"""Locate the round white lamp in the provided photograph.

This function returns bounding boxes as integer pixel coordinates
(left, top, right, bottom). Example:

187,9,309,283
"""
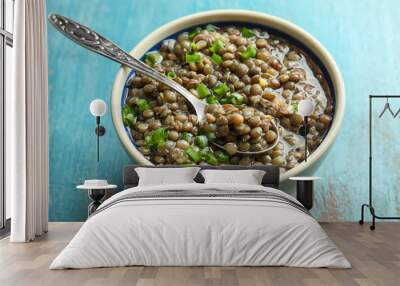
90,99,107,117
298,99,315,162
90,99,107,162
298,99,315,117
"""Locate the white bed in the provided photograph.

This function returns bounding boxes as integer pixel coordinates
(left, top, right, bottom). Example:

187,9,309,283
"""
50,179,350,269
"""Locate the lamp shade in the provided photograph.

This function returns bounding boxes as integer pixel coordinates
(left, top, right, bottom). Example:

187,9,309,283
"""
90,99,107,117
298,99,315,117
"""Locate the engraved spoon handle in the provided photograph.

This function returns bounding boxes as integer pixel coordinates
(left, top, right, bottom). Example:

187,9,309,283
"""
48,13,206,121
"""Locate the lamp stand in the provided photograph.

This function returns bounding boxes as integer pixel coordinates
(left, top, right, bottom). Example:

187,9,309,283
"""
95,116,106,162
299,116,308,162
304,116,308,162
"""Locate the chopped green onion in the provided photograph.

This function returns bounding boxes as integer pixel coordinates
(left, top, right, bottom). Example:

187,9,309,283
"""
144,134,152,146
292,103,299,112
199,147,211,157
185,52,202,63
195,135,209,149
215,150,230,163
206,24,218,32
240,45,257,60
230,92,244,105
219,92,244,105
241,27,255,38
186,147,201,163
191,42,198,50
213,83,229,96
181,132,194,143
167,71,177,80
136,98,150,112
196,83,211,99
206,95,219,104
211,53,223,65
145,128,168,150
209,39,224,54
203,151,218,166
121,105,136,128
188,27,202,40
144,52,163,67
206,132,216,142
219,97,229,104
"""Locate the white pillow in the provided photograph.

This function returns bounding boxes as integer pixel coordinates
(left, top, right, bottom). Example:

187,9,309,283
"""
135,167,200,186
200,169,265,185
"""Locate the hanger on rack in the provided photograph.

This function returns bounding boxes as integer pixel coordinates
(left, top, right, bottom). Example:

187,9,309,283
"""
378,98,395,118
394,106,400,118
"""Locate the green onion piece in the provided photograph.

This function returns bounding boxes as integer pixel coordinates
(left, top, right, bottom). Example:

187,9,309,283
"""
206,95,219,104
186,147,201,163
136,98,150,112
181,132,194,143
188,27,202,40
196,83,211,99
241,27,255,38
195,135,209,149
219,97,229,104
145,128,168,150
292,103,299,112
230,92,244,105
144,52,163,67
211,53,223,65
209,39,224,53
121,105,136,128
191,42,198,50
206,132,216,142
203,151,218,166
199,147,211,157
185,52,202,63
167,71,176,80
213,83,229,96
206,24,218,32
240,45,257,60
215,150,230,163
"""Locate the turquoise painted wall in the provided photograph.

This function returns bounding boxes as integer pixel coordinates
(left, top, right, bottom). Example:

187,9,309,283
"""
47,0,400,221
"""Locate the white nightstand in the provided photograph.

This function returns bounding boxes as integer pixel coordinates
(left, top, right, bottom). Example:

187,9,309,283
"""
289,177,321,210
77,182,117,216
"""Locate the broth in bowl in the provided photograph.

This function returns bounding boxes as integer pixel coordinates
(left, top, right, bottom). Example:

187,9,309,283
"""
121,24,334,172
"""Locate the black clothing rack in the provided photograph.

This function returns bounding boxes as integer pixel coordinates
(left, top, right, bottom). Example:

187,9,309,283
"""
359,95,400,230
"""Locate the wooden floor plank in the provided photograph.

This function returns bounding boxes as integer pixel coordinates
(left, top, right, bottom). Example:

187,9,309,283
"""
0,222,399,286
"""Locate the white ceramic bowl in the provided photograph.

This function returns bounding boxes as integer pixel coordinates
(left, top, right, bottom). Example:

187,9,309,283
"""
111,10,345,181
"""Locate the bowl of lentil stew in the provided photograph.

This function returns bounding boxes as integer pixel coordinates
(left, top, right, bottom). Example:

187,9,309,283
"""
111,10,345,181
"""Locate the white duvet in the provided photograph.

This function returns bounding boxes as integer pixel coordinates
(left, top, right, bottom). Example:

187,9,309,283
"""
50,183,350,269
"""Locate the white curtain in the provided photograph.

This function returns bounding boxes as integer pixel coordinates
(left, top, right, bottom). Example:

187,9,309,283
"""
7,0,49,242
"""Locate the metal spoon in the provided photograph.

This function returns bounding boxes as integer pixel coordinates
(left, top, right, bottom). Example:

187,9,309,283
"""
48,13,279,155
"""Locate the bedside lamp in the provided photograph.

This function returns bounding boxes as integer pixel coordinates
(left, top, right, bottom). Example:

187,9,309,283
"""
298,99,315,162
89,99,106,162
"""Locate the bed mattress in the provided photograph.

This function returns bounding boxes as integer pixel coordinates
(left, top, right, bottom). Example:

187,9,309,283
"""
50,183,350,269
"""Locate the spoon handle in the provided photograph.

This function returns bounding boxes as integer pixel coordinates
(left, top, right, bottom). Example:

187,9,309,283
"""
48,13,206,120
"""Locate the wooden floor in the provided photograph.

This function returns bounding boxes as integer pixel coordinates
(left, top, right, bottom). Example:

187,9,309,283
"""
0,222,399,286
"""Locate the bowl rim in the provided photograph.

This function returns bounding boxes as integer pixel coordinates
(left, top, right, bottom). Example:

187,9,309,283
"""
111,9,345,181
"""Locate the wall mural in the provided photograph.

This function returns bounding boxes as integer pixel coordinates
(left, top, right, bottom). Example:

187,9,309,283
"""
112,16,344,181
47,0,400,222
